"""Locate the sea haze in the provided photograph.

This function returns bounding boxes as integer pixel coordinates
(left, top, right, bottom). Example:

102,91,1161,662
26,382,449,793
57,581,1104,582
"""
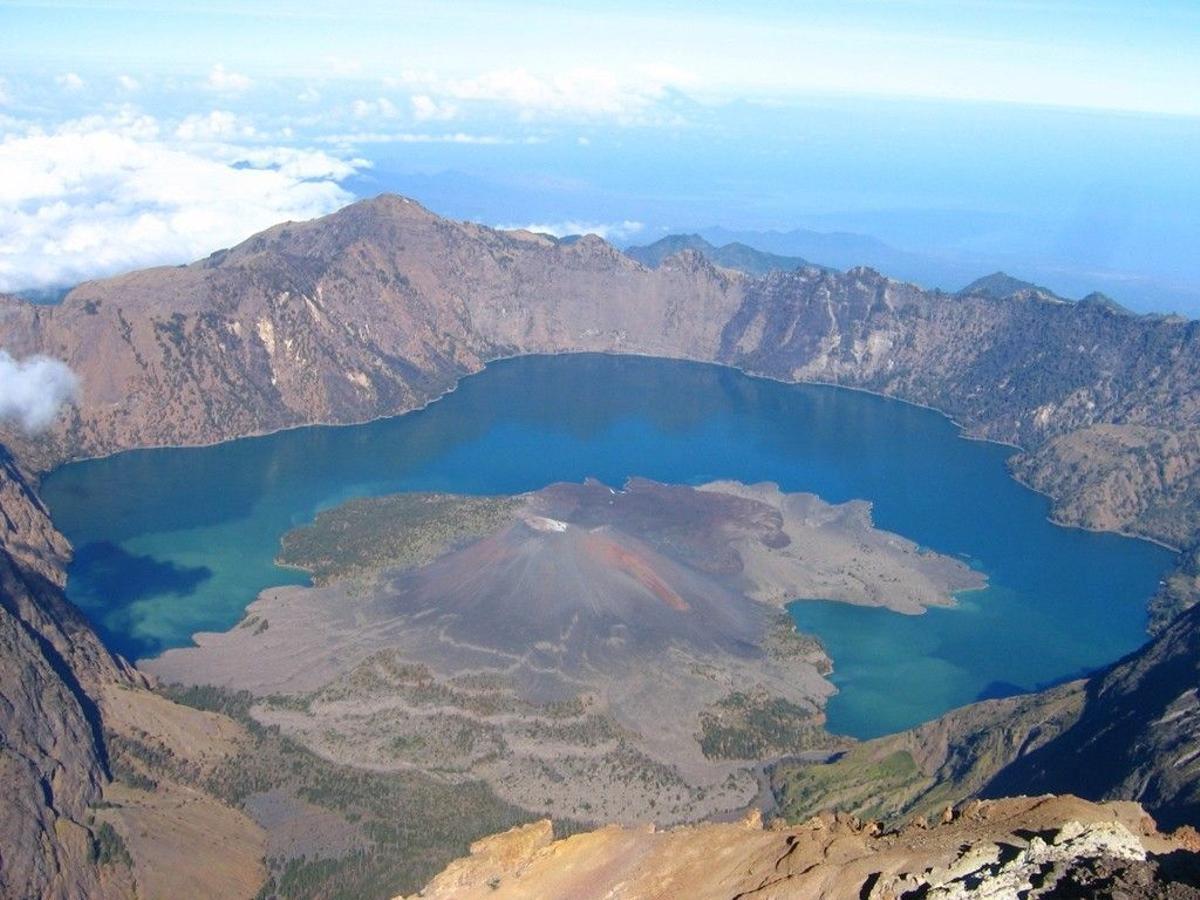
43,354,1172,738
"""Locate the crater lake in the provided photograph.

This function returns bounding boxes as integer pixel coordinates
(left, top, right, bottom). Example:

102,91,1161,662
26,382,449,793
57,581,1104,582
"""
42,354,1173,738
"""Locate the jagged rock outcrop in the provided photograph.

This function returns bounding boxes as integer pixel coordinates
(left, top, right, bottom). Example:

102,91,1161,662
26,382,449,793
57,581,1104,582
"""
0,447,140,899
0,585,110,899
401,796,1200,899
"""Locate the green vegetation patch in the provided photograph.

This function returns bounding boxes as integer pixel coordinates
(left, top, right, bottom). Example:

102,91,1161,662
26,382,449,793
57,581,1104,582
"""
697,690,832,760
771,747,931,824
277,492,520,585
764,613,831,674
91,821,133,869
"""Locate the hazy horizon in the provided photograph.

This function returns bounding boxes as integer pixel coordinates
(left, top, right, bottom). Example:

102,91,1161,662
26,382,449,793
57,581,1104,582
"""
2,0,1198,312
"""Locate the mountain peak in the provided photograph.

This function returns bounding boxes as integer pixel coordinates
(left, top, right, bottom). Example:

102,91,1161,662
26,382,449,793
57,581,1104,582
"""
1078,291,1134,316
958,271,1059,301
625,233,810,276
338,192,440,222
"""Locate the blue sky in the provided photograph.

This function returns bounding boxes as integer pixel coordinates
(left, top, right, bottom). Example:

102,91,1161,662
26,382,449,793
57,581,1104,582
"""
1,0,1198,311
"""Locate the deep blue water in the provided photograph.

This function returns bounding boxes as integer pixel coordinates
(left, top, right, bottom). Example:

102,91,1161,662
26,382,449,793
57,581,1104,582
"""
42,354,1172,738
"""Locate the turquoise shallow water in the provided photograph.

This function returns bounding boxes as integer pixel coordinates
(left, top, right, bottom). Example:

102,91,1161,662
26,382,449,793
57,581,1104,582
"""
42,354,1173,739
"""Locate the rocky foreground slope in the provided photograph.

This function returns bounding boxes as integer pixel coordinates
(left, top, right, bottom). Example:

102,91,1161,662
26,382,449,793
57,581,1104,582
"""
405,796,1200,899
1,445,280,898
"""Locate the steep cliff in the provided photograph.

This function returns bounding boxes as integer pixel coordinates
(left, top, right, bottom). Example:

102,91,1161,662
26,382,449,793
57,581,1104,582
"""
0,197,739,467
984,601,1200,830
0,448,138,899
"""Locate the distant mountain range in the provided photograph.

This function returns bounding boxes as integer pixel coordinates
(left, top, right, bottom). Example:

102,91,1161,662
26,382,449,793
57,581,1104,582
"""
957,271,1059,300
623,233,820,276
956,271,1136,313
667,224,1195,313
691,223,984,291
625,233,1144,318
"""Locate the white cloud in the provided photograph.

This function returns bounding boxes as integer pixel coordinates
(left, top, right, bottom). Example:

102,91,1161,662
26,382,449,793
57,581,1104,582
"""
351,97,399,119
442,65,688,119
0,110,362,292
55,72,85,91
502,219,644,241
371,63,692,123
383,69,437,90
174,110,257,142
319,131,510,145
116,74,141,91
410,94,457,121
0,78,9,105
322,55,364,77
46,107,161,143
0,351,79,434
215,144,365,180
297,85,321,104
204,63,252,93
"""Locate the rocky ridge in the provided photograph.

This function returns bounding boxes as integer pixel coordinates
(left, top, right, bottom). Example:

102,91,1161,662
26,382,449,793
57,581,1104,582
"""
402,796,1200,899
0,449,141,898
3,195,1200,575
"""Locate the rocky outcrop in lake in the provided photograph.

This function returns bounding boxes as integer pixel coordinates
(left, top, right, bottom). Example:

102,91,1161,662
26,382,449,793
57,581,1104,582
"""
145,479,981,826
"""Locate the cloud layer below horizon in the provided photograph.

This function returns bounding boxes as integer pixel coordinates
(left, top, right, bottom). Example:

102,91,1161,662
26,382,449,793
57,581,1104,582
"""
0,109,364,292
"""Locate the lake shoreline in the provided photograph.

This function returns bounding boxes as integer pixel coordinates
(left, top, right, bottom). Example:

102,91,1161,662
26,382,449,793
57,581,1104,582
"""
39,348,1182,557
44,354,1172,736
